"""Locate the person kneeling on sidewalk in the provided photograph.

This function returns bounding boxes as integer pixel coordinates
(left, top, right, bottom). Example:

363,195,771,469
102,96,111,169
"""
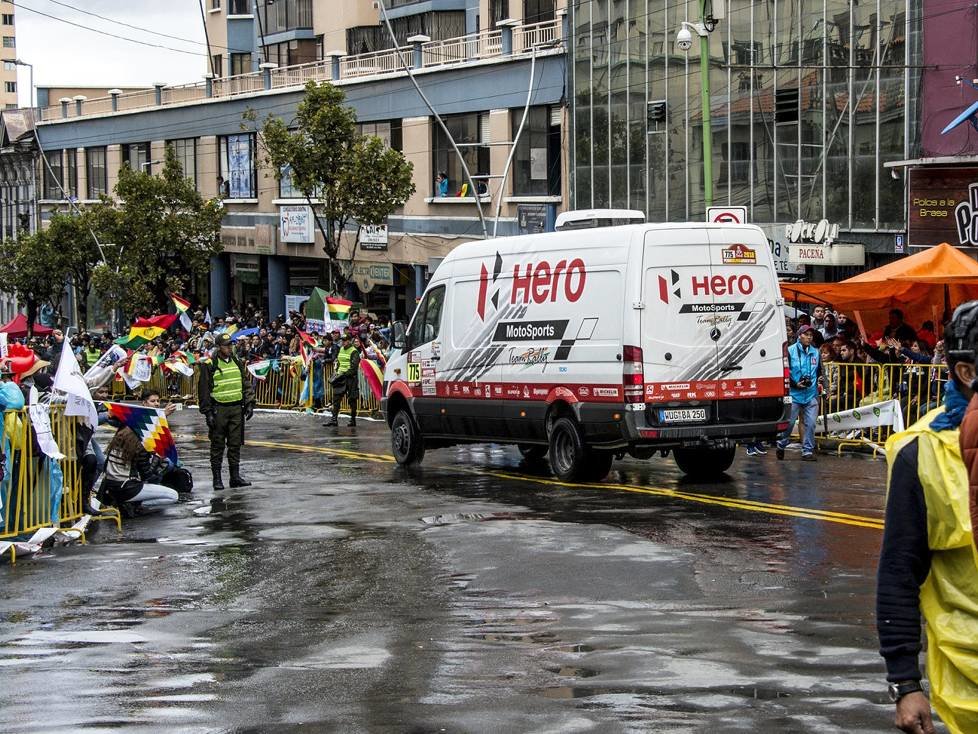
98,422,178,515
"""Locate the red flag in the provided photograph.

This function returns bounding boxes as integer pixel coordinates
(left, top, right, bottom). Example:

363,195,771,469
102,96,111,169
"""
133,313,177,330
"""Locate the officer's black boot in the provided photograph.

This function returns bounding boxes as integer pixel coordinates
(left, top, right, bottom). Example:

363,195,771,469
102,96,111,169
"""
229,464,251,488
348,404,357,427
212,463,225,491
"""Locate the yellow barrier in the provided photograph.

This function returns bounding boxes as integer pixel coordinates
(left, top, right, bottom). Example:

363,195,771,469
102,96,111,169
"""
0,405,121,562
817,361,949,454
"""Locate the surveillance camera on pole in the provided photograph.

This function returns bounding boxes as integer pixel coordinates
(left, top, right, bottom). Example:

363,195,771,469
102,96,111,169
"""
675,21,709,53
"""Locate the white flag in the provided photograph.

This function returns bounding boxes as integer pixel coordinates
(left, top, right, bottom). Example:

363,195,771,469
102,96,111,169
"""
52,338,97,427
0,332,7,359
28,387,63,460
179,311,193,333
205,308,212,325
84,344,127,389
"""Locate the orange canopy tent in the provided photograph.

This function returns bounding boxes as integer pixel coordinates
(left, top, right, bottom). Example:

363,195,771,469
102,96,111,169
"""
780,243,978,329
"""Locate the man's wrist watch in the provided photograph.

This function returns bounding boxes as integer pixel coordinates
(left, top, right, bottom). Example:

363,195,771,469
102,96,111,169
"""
888,680,923,702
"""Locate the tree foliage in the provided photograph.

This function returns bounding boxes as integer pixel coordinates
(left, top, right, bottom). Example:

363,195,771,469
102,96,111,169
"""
0,231,68,334
253,81,415,289
93,145,225,315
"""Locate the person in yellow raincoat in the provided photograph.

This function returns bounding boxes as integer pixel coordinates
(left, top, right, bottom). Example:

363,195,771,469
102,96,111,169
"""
878,300,978,734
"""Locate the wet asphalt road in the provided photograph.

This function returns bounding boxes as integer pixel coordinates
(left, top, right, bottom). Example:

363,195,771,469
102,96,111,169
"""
0,410,915,733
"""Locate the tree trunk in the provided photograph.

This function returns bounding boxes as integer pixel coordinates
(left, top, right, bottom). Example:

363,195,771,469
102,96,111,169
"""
77,288,88,331
25,298,37,337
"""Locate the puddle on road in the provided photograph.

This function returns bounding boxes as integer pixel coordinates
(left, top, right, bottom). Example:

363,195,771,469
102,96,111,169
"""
11,629,148,644
420,511,541,526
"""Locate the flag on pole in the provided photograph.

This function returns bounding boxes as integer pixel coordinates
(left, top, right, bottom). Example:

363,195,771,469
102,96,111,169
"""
104,402,178,465
326,296,353,321
204,308,212,325
171,293,193,332
52,338,98,427
360,357,384,401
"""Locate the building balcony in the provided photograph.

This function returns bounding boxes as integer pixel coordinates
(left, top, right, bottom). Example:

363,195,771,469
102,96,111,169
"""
38,18,563,123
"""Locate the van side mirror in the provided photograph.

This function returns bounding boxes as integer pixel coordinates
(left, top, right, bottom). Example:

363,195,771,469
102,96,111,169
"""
392,320,407,350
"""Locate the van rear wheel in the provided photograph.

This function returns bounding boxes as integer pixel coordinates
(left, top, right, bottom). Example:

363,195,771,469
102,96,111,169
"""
548,417,611,481
673,446,736,479
391,410,425,466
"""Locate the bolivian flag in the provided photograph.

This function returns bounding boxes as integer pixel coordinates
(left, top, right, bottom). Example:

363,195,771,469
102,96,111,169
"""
360,357,384,400
171,293,193,332
326,296,352,321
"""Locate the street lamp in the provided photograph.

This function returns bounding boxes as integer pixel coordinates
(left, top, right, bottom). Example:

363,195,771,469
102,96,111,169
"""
12,58,33,110
141,159,163,172
676,0,722,210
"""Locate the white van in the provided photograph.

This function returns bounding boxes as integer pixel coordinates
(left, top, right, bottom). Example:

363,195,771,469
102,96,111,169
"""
382,223,790,481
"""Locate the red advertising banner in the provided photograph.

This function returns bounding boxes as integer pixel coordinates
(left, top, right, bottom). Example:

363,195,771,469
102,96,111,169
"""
908,167,978,248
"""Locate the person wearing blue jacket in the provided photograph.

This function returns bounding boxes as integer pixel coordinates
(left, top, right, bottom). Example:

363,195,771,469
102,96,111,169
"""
777,324,823,462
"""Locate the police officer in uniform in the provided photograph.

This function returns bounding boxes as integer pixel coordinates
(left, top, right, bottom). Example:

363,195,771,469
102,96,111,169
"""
324,333,360,427
199,333,255,489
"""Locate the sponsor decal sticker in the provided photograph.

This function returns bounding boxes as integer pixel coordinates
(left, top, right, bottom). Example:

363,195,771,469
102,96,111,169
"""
509,346,550,369
407,363,421,382
721,243,757,264
493,320,569,342
593,387,620,398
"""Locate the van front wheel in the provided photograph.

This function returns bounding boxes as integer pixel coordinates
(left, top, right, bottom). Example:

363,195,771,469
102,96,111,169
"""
673,446,736,479
391,410,425,466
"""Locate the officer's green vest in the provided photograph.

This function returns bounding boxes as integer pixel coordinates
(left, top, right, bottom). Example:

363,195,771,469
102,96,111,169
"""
337,345,357,374
84,348,100,365
212,358,243,403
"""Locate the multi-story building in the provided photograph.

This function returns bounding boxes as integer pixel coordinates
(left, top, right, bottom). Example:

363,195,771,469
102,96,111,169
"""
36,0,568,320
0,2,16,110
568,0,943,277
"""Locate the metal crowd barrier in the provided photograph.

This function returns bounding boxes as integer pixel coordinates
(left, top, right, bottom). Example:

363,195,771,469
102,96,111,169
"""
0,405,121,564
816,361,949,454
141,360,382,415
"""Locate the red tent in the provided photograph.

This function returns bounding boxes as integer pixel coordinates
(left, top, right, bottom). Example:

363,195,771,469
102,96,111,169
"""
0,313,53,338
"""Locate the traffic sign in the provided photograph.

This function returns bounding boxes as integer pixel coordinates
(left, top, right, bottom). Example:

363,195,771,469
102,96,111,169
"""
707,206,748,224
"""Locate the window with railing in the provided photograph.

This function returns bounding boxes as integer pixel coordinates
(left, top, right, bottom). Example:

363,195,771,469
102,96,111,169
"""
259,0,313,35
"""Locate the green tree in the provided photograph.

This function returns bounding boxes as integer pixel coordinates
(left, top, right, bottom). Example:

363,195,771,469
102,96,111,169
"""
92,145,224,316
46,205,117,330
252,81,415,289
0,231,67,334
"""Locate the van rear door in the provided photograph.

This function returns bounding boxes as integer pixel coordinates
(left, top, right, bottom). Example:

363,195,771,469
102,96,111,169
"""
705,228,786,403
641,228,720,404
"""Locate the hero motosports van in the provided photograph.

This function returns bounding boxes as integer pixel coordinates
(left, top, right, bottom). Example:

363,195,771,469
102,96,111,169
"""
382,223,790,481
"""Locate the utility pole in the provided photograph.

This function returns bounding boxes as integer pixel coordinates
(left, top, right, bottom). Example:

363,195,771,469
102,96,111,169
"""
699,0,713,209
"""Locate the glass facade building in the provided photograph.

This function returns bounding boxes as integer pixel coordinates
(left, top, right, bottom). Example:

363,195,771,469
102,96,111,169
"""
571,0,919,234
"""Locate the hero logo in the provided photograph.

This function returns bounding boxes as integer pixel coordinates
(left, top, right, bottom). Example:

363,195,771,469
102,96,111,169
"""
478,253,588,320
659,271,753,303
658,270,681,303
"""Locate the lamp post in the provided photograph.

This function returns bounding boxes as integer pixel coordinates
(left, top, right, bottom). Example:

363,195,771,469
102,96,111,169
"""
677,0,720,210
12,58,32,110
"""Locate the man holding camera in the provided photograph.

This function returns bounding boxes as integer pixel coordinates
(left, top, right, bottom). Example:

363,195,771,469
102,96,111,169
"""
777,324,822,462
198,333,255,490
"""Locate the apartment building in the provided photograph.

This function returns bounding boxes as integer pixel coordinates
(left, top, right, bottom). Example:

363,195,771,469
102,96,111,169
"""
0,1,17,110
36,0,567,320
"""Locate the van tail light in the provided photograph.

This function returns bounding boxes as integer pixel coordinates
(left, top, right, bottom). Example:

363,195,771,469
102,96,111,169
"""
782,341,791,395
623,344,644,404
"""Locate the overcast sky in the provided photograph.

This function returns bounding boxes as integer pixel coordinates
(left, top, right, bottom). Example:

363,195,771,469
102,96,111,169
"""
16,0,207,104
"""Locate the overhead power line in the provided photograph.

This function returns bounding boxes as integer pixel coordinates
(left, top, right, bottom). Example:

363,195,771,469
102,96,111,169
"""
40,0,252,54
10,0,208,57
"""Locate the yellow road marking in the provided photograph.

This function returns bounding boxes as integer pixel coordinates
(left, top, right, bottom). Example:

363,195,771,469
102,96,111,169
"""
210,437,884,531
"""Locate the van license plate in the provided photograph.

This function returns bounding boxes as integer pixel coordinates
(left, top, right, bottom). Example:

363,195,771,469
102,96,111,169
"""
659,408,707,423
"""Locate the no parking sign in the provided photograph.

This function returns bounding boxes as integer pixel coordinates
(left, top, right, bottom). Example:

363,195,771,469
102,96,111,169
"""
706,206,748,224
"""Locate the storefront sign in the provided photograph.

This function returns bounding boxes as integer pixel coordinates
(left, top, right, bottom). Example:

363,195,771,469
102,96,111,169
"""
359,224,388,251
221,226,274,255
908,167,978,247
789,242,865,266
279,205,314,244
284,294,310,323
786,219,840,245
350,262,394,294
756,224,805,276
